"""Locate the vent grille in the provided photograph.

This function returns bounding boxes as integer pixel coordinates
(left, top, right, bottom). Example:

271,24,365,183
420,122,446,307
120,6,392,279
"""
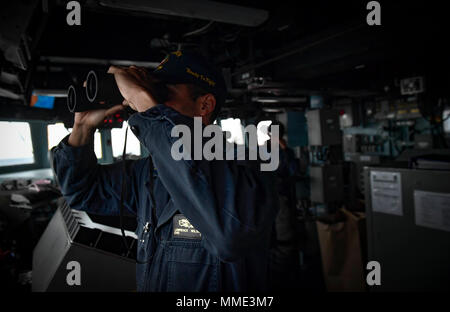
59,202,80,240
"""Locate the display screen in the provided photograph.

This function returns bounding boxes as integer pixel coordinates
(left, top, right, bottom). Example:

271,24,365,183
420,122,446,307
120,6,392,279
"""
30,94,55,109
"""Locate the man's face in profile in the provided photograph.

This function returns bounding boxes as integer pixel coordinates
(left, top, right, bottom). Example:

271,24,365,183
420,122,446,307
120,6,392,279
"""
164,84,215,124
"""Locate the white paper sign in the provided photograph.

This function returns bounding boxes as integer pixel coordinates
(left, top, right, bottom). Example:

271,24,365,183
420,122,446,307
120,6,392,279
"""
370,171,403,216
414,190,450,232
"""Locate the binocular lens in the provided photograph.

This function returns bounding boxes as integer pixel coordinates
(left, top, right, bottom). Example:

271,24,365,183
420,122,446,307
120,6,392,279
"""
67,84,96,112
86,70,98,103
67,85,77,113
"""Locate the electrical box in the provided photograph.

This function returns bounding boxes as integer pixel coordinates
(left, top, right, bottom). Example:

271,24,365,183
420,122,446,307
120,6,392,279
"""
364,167,450,291
33,200,137,292
310,165,344,203
306,109,342,146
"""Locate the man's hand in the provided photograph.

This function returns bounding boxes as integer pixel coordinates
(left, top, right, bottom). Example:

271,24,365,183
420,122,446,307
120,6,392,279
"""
68,105,124,147
108,66,158,112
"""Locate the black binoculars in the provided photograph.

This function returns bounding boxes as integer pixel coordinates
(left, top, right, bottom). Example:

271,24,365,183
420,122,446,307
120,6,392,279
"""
67,70,168,113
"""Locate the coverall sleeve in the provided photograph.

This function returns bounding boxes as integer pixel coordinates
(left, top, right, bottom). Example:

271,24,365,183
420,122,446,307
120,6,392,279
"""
128,105,279,262
51,135,143,216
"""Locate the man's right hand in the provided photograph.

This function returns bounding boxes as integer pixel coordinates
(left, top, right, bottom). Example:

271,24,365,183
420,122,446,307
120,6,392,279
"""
108,66,158,112
68,104,124,147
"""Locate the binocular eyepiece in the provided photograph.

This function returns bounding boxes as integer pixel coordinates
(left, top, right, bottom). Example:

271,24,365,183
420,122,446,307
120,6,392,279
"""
67,69,168,113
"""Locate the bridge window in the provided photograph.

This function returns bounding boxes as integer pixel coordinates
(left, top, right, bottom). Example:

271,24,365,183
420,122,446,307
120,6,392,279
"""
0,121,34,167
47,123,102,159
111,121,141,158
257,120,272,146
220,118,245,145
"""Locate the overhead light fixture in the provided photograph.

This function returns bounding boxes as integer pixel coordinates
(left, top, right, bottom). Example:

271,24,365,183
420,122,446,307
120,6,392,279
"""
252,96,308,104
40,56,160,68
262,108,284,113
252,97,279,103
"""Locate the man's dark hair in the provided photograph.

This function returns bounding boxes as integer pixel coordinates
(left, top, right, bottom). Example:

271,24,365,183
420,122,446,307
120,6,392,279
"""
186,84,221,123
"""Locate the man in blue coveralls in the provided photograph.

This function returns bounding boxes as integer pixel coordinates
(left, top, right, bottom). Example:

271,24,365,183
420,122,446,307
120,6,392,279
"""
52,51,279,291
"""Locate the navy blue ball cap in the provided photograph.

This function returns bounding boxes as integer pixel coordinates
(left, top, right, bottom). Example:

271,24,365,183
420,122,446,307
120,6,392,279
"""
153,50,227,111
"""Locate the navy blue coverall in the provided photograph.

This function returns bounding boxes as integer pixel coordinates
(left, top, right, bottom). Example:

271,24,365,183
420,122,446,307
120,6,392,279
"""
52,104,279,291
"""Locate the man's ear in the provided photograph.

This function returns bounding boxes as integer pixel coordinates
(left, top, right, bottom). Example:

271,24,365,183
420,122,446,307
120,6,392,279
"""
198,93,216,116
